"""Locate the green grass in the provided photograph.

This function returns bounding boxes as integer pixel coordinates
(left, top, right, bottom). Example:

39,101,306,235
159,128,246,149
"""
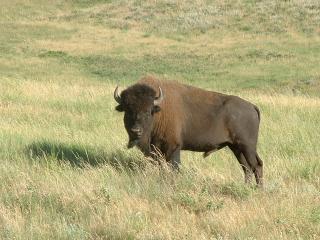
0,0,319,239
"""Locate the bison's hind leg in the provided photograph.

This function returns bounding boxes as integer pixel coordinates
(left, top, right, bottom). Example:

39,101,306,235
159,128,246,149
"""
254,153,263,186
241,146,263,187
229,144,253,184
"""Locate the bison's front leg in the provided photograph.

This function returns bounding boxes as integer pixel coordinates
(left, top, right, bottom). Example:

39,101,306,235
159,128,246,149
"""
166,145,181,171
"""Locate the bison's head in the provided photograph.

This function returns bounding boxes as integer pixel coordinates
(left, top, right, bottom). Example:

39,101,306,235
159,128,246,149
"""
114,84,163,149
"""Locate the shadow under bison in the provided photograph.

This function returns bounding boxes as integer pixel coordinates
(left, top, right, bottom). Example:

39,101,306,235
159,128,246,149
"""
26,141,145,172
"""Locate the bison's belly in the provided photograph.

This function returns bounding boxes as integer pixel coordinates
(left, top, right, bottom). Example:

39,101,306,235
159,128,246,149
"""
182,143,213,152
181,122,229,152
182,136,227,153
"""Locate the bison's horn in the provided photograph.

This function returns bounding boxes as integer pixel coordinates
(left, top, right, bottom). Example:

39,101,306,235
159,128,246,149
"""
114,86,121,104
154,87,164,106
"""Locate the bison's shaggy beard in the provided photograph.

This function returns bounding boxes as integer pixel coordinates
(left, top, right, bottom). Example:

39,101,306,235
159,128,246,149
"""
127,135,151,156
127,139,139,149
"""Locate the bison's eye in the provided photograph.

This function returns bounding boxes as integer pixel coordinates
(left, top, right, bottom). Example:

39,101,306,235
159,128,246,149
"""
144,111,151,117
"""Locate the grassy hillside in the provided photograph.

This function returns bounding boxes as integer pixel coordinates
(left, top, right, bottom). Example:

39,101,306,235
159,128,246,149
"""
0,0,319,239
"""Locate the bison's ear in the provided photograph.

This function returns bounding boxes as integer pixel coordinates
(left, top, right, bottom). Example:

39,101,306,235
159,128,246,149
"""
152,105,161,114
115,105,124,112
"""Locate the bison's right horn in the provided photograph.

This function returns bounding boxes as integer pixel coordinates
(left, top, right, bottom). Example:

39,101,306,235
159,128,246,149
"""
154,86,164,106
114,86,121,104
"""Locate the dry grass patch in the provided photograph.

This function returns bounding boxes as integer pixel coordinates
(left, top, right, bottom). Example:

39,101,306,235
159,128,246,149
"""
0,1,319,239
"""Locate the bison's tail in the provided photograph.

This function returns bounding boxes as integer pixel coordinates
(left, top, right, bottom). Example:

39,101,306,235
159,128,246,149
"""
254,105,261,122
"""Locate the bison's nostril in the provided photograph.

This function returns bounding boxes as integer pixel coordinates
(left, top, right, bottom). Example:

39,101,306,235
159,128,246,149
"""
131,128,142,136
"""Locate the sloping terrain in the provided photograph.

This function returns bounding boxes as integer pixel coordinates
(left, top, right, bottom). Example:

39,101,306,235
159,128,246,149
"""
0,1,319,239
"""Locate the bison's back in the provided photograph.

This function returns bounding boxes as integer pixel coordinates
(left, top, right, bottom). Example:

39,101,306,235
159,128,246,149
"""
138,76,260,150
138,76,229,148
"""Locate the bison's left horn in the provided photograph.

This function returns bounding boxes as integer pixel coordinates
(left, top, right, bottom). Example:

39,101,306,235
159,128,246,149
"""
114,86,121,104
154,87,164,106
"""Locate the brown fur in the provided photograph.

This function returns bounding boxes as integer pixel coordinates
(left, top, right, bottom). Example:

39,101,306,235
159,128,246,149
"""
116,76,264,187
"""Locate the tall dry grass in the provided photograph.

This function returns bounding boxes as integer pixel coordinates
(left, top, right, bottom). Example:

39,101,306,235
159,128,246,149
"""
0,0,319,239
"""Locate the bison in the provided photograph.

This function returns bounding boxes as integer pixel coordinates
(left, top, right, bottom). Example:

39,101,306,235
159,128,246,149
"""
114,76,263,187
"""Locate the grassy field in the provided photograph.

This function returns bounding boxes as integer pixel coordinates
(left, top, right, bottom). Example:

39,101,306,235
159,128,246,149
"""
0,0,319,239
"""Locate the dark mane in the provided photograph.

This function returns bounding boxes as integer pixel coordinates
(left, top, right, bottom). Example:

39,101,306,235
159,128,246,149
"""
121,84,156,110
